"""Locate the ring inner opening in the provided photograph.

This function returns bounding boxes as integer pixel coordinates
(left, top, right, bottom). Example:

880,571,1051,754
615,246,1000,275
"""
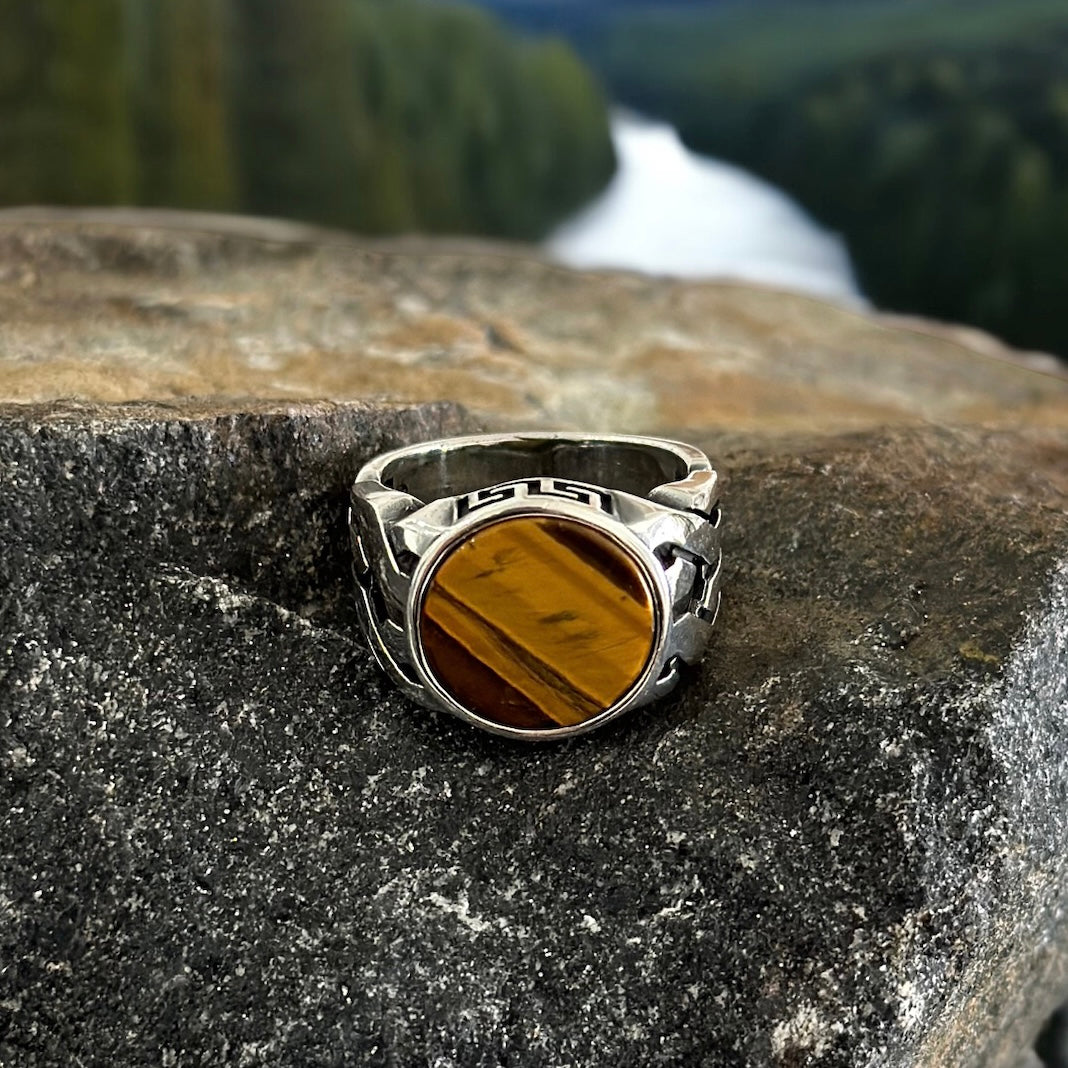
381,439,689,503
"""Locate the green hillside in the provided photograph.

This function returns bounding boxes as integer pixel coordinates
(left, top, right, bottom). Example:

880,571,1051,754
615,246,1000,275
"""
591,0,1068,354
0,0,615,240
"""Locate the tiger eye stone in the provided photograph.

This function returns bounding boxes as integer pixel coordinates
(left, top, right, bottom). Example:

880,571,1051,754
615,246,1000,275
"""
417,515,657,730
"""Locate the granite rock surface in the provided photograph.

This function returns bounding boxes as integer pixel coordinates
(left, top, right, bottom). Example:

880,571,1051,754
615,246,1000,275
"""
1,404,1066,1067
1,212,1068,1067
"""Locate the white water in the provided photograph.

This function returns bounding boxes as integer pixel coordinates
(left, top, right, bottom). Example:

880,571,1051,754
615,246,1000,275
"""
545,111,863,305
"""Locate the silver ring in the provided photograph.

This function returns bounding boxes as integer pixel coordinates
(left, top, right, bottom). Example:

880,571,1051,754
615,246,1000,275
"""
349,432,722,740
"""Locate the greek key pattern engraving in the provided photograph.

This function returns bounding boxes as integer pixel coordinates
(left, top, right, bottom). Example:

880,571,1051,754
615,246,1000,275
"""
456,478,613,518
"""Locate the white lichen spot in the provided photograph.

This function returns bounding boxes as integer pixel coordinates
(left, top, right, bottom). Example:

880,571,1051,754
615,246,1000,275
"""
896,979,926,1032
427,891,491,934
771,1003,835,1059
157,570,322,632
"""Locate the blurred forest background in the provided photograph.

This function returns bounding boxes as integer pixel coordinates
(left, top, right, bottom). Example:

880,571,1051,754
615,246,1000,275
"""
0,0,614,238
4,0,1068,357
480,0,1068,357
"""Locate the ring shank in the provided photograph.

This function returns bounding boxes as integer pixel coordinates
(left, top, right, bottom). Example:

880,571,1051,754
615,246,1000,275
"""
375,435,697,505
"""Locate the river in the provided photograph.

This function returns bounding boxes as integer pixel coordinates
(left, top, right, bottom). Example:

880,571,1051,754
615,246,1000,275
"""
545,111,863,305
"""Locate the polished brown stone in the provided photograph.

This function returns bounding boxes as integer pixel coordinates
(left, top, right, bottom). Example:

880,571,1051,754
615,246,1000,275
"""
418,516,657,730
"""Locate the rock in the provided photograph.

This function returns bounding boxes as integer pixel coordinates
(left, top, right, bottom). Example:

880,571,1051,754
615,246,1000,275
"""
1,208,1066,435
1014,1052,1046,1068
1,212,1067,1067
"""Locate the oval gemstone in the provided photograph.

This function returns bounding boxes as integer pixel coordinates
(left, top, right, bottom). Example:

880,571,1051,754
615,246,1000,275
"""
417,515,657,730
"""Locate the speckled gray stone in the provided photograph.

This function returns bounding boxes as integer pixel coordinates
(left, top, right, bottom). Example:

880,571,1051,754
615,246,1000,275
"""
1,404,1067,1067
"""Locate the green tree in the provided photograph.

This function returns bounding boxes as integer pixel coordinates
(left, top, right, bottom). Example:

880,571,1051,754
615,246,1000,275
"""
0,0,134,204
0,0,616,247
127,0,235,209
227,0,434,232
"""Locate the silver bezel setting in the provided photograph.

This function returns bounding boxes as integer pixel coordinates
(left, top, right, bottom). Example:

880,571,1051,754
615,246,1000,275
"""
405,501,673,741
349,432,722,741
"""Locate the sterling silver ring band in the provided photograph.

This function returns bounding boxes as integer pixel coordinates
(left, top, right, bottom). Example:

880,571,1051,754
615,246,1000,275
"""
349,432,722,740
